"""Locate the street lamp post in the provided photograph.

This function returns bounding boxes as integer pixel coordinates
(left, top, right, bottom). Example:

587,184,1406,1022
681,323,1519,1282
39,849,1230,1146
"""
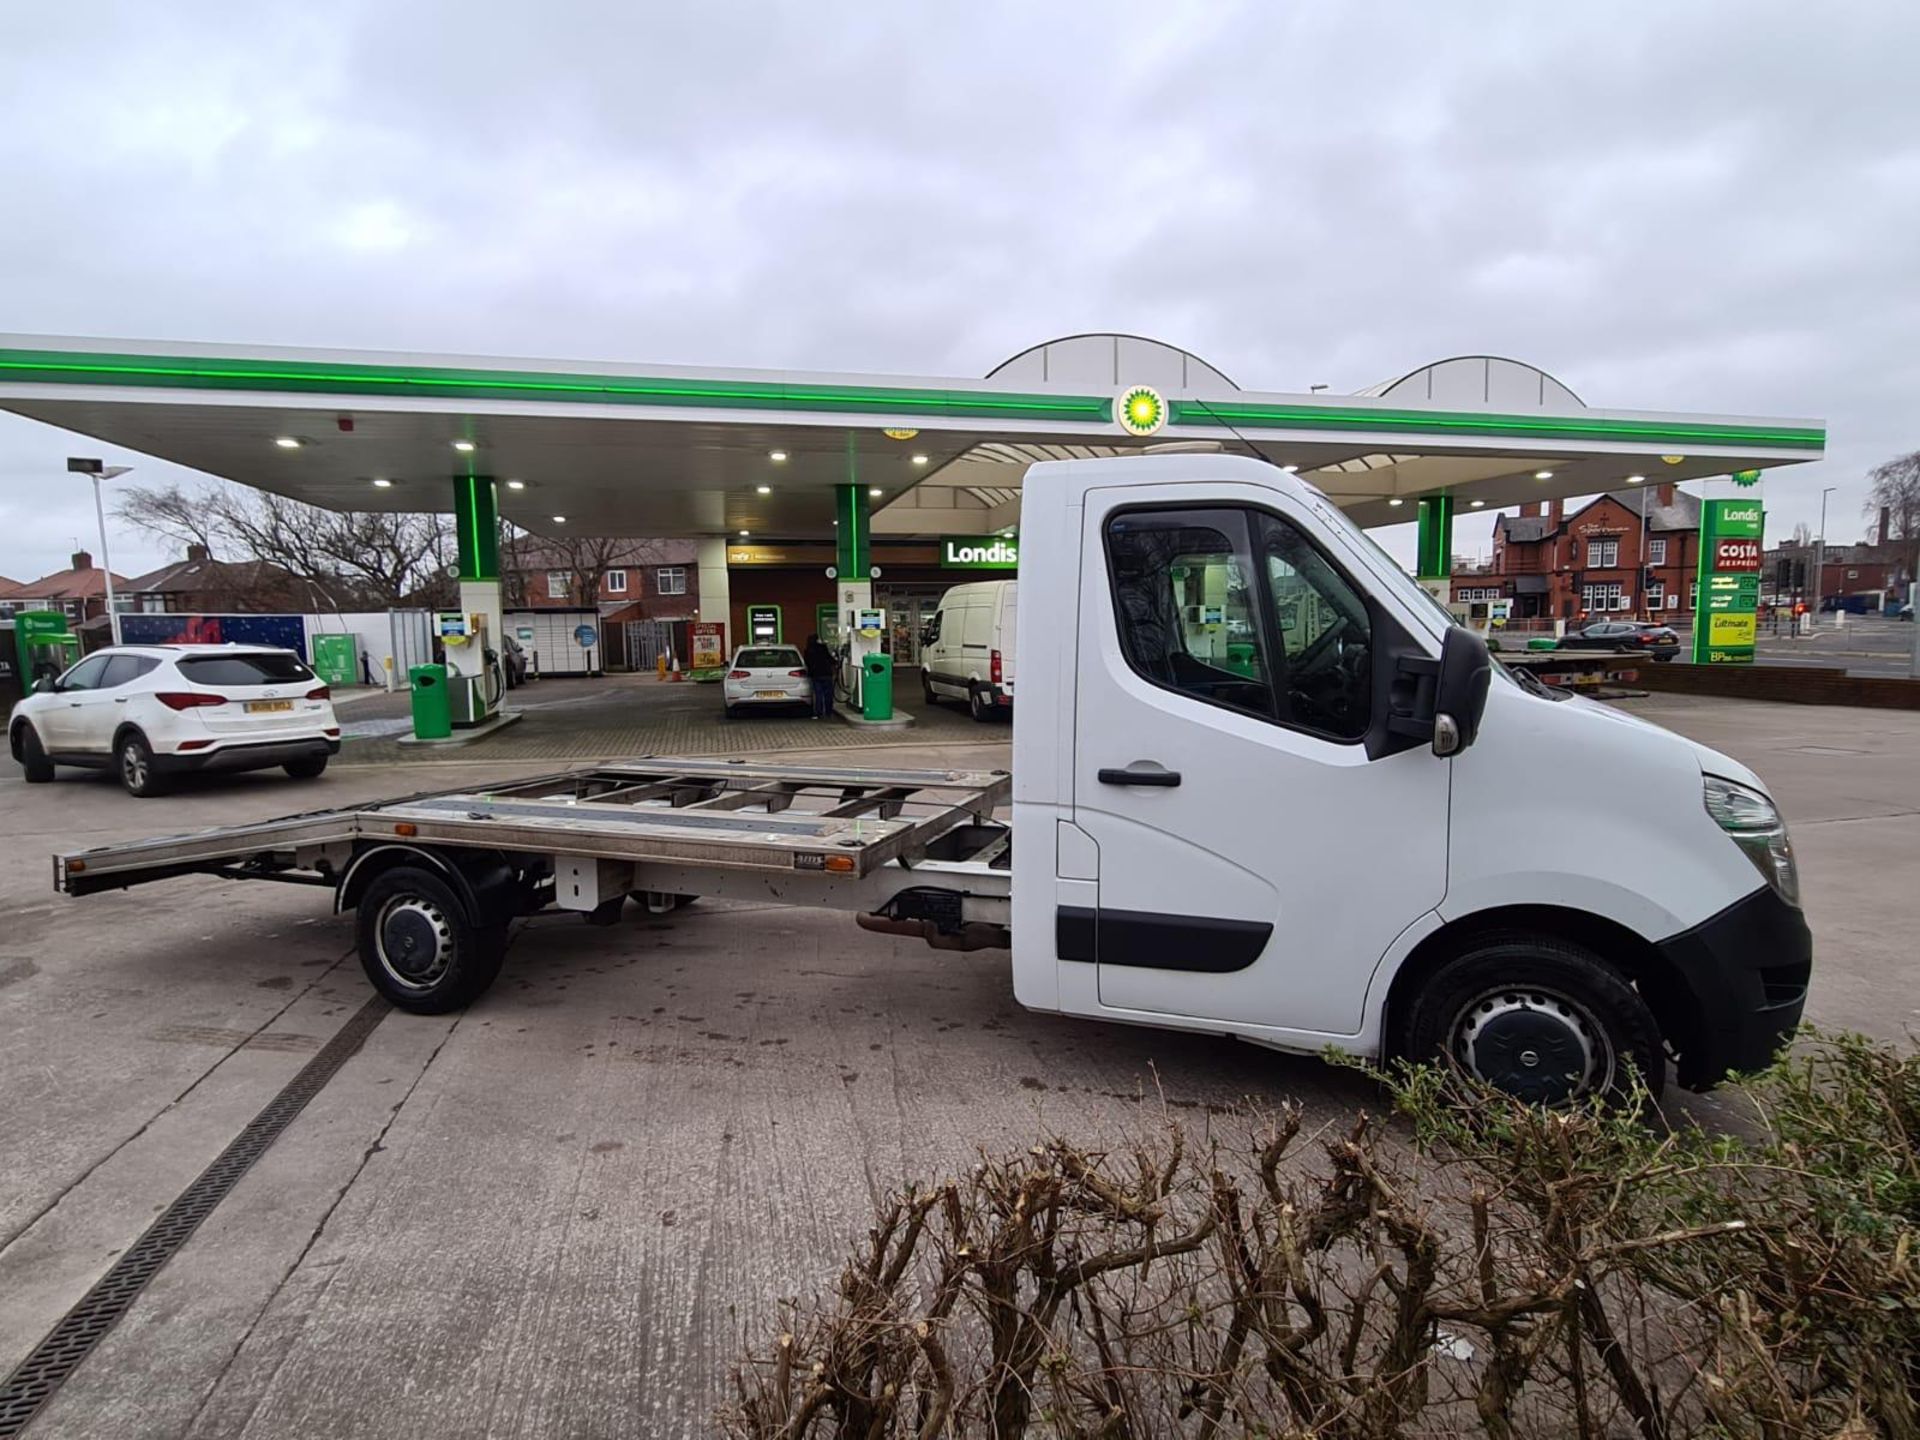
68,459,133,644
1811,485,1837,630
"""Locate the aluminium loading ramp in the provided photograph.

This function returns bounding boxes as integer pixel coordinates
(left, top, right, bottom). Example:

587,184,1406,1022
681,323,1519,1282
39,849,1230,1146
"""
55,759,1011,897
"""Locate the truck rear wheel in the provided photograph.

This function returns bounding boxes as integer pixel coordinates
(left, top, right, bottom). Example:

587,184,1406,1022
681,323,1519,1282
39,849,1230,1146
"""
355,866,505,1013
1396,935,1664,1103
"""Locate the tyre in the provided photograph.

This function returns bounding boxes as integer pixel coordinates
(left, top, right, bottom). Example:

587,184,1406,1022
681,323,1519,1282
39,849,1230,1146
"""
16,724,55,784
1394,934,1664,1104
117,731,168,797
355,866,505,1013
968,685,993,722
284,756,329,780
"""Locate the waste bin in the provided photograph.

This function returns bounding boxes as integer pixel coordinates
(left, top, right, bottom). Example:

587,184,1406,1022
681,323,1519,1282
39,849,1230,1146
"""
861,653,893,722
408,663,452,740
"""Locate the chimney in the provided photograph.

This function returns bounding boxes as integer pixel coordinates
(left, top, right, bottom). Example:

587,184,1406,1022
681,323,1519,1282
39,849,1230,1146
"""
70,550,93,571
186,542,210,563
1547,498,1562,525
1530,501,1547,518
1656,483,1675,508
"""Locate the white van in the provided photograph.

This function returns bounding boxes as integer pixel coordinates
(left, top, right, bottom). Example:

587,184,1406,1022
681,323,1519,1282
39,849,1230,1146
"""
920,579,1017,720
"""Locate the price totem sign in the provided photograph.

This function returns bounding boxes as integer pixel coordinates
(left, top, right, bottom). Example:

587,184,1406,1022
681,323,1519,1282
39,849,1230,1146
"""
1692,498,1764,664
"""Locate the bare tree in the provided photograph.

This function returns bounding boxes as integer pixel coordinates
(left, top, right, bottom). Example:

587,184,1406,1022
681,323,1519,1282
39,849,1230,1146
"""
1790,520,1813,548
119,482,458,608
1866,450,1920,583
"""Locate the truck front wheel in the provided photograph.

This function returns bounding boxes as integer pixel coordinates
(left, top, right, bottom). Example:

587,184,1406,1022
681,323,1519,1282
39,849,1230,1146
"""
1396,935,1664,1103
355,866,505,1013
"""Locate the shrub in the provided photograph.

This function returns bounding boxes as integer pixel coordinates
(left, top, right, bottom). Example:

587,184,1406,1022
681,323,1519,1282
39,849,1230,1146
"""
723,1031,1919,1439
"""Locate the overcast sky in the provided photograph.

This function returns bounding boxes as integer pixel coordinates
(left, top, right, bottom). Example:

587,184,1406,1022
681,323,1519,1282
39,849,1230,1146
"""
2,1,1915,583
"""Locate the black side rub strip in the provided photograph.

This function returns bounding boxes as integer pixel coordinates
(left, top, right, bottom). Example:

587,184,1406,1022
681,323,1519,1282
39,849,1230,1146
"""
1056,905,1272,972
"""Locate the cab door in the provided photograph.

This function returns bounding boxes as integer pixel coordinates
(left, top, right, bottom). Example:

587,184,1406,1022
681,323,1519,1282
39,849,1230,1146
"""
1067,484,1449,1037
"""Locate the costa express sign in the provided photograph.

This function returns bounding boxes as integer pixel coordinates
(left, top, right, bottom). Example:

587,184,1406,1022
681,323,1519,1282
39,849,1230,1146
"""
1693,499,1764,664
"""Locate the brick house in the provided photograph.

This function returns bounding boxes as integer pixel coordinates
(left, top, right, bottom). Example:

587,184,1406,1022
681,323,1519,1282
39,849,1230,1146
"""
124,544,330,614
506,538,700,620
1482,486,1702,622
0,551,133,630
1763,540,1904,608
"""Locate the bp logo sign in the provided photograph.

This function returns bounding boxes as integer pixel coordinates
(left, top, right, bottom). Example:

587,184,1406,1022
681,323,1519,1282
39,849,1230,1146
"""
1114,384,1167,438
1731,468,1762,488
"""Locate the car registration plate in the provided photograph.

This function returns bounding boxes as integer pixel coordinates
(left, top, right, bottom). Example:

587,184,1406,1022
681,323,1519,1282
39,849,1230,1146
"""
756,690,788,699
246,699,293,714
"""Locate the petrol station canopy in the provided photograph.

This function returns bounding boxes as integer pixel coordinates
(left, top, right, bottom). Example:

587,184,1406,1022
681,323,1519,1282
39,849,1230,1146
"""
0,333,1825,541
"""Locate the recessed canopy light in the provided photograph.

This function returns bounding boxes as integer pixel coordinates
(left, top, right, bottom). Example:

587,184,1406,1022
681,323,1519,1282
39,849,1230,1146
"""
452,439,476,453
1470,498,1486,508
506,478,526,490
868,487,882,498
371,477,393,488
1387,497,1404,507
755,484,772,495
1280,464,1299,474
769,449,788,462
274,436,301,449
551,514,567,523
911,454,929,466
1533,469,1554,481
1626,474,1646,484
739,529,750,537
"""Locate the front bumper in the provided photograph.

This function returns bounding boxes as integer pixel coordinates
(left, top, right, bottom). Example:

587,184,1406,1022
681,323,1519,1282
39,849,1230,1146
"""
155,737,340,774
1656,885,1811,1088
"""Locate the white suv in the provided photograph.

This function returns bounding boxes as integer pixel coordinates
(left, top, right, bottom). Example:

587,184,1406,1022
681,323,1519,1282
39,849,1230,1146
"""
9,644,341,796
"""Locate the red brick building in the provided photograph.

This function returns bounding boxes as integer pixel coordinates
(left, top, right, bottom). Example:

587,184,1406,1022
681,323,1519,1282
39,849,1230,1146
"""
505,538,699,620
0,551,133,631
125,544,330,614
1481,486,1703,622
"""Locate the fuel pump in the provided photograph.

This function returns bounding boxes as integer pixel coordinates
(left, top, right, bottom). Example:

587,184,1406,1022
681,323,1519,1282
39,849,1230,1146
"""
438,611,503,727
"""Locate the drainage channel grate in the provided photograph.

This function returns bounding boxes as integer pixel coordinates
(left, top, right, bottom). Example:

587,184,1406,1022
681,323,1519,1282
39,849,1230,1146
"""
0,996,391,1437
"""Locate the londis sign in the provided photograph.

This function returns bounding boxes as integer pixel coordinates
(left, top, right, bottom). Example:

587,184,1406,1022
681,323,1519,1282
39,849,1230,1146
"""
940,535,1019,570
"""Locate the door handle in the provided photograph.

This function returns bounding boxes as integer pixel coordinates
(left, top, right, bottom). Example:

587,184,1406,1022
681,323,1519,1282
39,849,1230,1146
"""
1098,763,1182,788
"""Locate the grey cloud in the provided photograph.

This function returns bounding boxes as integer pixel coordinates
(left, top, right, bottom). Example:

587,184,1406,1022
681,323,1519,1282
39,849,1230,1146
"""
1,0,1915,580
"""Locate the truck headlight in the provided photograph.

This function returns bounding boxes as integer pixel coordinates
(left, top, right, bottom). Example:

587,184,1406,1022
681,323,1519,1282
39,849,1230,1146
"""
1703,775,1799,907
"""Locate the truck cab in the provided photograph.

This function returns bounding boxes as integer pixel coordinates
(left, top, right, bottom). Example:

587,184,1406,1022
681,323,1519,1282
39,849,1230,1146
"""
1009,454,1809,1101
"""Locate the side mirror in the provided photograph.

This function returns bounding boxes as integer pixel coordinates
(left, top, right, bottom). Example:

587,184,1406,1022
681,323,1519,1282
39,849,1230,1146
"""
32,676,57,695
1431,626,1492,757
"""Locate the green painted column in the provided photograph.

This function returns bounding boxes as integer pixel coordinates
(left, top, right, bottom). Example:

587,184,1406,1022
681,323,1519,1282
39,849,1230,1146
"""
452,473,500,581
835,483,870,580
1414,494,1454,580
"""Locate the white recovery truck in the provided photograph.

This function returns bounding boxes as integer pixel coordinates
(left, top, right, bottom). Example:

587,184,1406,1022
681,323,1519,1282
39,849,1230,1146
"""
51,456,1811,1103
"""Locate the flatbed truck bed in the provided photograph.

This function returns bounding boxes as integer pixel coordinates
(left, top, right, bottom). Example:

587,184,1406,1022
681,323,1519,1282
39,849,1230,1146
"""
55,758,1014,1011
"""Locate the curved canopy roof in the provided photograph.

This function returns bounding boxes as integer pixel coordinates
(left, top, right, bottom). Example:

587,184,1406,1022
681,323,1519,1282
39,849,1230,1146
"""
0,333,1823,539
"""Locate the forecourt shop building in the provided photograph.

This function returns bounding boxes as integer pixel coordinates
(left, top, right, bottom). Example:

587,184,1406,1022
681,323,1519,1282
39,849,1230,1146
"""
0,331,1824,677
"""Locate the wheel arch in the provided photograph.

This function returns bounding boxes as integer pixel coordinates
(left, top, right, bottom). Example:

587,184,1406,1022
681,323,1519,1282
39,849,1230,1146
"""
1380,903,1700,1069
110,720,150,754
8,716,35,761
334,843,517,926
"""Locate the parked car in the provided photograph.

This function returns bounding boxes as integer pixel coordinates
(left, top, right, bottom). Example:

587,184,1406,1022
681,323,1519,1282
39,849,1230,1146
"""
499,634,528,688
920,578,1018,720
8,644,340,796
722,645,810,716
1559,619,1681,660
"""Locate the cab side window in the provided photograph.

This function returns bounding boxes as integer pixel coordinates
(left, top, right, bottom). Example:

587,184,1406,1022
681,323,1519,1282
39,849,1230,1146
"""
1105,509,1275,720
1258,514,1371,740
